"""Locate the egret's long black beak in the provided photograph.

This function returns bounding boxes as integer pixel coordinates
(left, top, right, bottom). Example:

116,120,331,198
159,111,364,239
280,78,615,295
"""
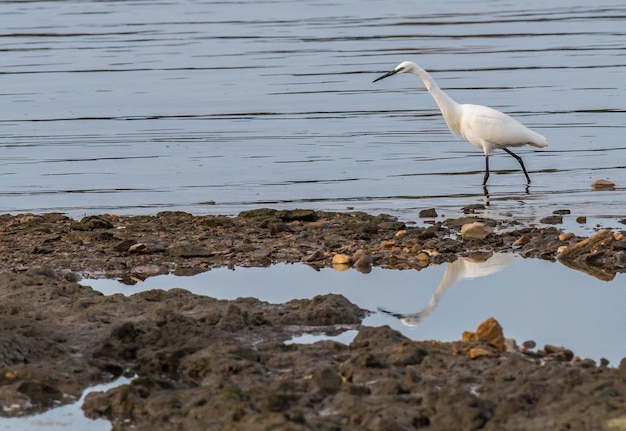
373,69,399,83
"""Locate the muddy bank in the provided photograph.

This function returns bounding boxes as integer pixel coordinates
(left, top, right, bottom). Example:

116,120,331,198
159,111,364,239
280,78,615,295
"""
1,209,625,281
1,209,626,430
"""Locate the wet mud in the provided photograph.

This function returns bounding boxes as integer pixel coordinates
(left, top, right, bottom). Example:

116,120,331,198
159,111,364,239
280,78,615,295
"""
1,209,626,430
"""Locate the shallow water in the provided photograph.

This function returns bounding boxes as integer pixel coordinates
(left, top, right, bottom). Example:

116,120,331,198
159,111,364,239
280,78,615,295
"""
0,0,625,228
0,377,130,431
88,256,626,366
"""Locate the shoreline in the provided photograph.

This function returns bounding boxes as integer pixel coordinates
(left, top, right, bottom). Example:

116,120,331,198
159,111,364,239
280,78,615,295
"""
1,209,626,430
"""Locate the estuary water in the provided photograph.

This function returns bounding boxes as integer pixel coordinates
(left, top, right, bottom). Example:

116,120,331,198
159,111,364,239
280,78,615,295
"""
0,0,625,228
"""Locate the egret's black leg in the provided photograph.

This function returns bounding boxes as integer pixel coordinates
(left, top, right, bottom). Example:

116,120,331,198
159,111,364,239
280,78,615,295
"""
483,155,490,185
503,148,531,184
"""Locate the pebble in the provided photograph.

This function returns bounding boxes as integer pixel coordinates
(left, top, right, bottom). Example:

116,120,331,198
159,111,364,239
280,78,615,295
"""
576,216,587,224
419,208,437,218
540,215,563,225
331,254,351,265
591,179,615,190
544,344,574,361
395,229,407,237
468,347,496,359
352,249,372,270
522,340,536,349
128,243,147,253
559,232,574,241
462,317,505,351
416,252,430,262
304,249,323,262
460,222,492,240
553,209,571,215
513,234,531,246
462,204,486,214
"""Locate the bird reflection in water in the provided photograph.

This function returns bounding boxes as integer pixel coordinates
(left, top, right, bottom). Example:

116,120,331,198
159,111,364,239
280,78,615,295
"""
379,252,516,326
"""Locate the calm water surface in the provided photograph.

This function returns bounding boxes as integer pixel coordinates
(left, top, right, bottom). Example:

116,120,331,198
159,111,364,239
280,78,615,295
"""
0,0,624,227
88,257,626,365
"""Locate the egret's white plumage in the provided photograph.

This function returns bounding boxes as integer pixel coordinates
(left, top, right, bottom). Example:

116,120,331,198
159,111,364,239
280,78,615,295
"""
373,61,547,185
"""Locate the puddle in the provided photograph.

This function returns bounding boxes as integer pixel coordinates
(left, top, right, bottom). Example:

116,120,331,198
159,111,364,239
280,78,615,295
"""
86,255,626,365
0,377,131,431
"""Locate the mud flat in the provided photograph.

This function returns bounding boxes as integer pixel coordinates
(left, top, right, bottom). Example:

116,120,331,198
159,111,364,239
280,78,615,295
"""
1,209,626,430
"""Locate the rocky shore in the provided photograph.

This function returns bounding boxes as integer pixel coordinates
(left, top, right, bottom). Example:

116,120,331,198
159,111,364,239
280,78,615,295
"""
1,209,626,430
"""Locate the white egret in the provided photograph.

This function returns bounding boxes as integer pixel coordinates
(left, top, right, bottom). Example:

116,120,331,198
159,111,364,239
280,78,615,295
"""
373,61,547,185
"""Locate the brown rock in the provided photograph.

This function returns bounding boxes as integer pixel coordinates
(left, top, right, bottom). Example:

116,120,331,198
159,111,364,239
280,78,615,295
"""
419,208,437,218
468,347,496,359
591,179,615,190
558,229,614,261
332,254,351,265
513,234,531,246
462,317,506,351
540,215,563,225
460,222,492,240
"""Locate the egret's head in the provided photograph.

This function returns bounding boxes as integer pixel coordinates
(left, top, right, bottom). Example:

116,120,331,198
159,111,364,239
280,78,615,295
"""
373,61,415,83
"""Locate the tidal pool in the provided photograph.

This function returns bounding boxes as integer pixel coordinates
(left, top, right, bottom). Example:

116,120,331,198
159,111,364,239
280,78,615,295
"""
0,378,131,431
87,255,626,366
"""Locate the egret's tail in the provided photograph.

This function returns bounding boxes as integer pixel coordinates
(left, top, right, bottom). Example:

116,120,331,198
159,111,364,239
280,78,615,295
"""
529,131,548,148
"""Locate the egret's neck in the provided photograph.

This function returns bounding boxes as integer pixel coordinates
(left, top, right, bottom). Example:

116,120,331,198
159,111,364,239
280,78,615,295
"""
411,66,462,135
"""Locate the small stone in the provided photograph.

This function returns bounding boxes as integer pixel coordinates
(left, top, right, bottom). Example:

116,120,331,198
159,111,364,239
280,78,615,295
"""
504,338,518,353
559,232,574,241
557,245,568,254
380,240,395,248
591,179,615,190
332,254,351,265
576,216,587,224
600,357,610,367
553,209,571,215
416,252,430,262
462,204,486,214
395,229,407,237
540,215,563,225
618,358,626,375
419,208,437,218
304,249,323,262
352,249,372,271
460,222,492,240
522,340,536,349
462,317,505,351
544,344,574,361
468,347,495,359
615,233,624,241
128,243,146,253
513,235,531,246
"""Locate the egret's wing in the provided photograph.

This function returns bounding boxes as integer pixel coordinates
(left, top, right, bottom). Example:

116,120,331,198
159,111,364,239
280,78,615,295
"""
461,104,547,148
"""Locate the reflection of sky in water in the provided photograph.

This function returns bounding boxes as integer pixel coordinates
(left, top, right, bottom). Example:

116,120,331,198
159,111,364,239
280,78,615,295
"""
87,257,626,365
0,377,130,431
